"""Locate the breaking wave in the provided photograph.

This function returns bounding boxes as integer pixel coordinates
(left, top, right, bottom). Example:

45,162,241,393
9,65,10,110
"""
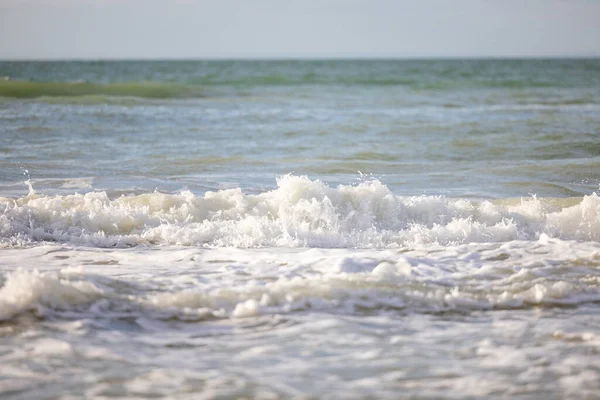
1,175,599,248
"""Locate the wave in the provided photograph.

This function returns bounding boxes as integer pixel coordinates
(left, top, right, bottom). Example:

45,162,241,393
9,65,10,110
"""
0,80,204,99
2,238,600,322
1,175,599,248
1,76,591,100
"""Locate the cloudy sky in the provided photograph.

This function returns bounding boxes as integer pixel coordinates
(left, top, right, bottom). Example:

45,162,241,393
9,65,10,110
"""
1,0,599,59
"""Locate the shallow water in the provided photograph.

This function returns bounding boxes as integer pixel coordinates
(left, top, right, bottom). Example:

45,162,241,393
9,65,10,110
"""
1,60,599,399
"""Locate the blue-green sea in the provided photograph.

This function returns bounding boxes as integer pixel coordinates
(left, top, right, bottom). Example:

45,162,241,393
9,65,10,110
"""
0,60,599,399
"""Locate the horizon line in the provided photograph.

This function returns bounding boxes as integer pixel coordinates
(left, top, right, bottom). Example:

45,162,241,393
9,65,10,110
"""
1,54,600,62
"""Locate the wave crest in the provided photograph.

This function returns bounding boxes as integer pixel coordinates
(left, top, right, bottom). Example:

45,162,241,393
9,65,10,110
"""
1,175,599,248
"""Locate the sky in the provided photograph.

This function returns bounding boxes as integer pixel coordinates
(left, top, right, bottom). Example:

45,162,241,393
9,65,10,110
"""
1,0,599,59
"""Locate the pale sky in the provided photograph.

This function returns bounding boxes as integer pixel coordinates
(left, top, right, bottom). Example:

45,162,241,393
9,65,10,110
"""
1,0,599,59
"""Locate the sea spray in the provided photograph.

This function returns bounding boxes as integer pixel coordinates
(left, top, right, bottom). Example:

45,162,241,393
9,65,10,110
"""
1,175,599,248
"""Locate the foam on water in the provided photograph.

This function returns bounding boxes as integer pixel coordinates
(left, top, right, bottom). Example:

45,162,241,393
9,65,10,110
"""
1,175,599,248
1,236,599,322
1,174,599,398
0,268,103,321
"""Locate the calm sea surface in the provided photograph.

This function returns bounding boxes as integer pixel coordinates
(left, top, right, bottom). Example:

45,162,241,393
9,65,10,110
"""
1,60,599,399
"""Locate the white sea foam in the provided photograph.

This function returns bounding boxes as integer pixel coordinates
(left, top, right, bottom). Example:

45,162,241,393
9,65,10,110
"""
0,268,103,321
1,237,599,322
1,241,598,398
0,183,599,398
1,178,599,398
0,175,598,248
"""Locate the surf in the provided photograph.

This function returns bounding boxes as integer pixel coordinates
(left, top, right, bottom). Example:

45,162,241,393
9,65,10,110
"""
1,175,599,248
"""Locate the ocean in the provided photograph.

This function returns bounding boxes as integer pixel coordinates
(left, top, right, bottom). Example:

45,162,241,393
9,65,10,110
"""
0,59,599,399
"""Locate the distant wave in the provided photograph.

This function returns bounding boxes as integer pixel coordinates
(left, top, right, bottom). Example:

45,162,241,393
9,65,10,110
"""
1,175,599,248
0,80,205,99
0,76,585,100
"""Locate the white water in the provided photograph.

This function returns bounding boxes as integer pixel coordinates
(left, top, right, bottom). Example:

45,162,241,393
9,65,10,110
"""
1,176,600,398
2,237,600,322
1,240,600,398
2,175,599,248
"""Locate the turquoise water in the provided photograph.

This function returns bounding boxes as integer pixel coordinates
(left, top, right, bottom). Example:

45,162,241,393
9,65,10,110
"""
1,60,599,198
1,60,600,398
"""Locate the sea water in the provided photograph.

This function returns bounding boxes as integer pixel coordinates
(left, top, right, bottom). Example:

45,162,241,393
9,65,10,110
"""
0,59,599,399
